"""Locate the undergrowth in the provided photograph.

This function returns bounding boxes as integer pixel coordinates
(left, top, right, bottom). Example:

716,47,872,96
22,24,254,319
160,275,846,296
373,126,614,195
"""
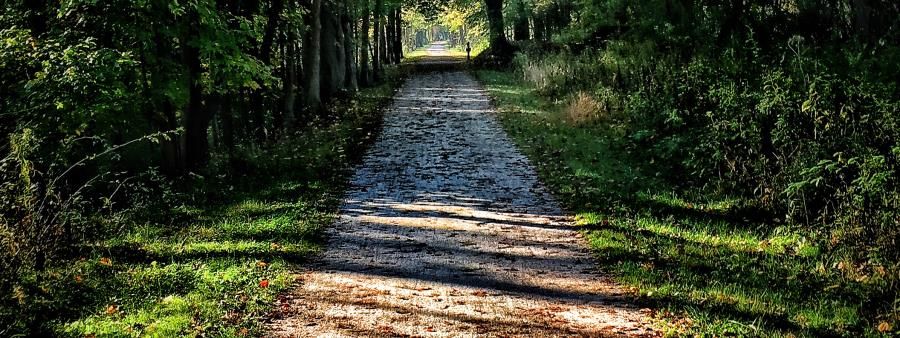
475,68,896,337
0,70,402,337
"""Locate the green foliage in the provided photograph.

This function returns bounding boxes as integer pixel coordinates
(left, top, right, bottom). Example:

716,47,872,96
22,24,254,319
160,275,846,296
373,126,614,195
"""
477,0,899,334
477,68,897,337
0,71,399,336
1,0,408,333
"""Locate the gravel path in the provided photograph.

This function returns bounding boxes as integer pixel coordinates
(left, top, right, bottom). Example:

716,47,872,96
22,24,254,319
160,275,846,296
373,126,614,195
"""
267,48,655,337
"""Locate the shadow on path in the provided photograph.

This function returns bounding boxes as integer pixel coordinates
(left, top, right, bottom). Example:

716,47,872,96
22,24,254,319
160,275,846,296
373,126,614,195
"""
266,49,656,337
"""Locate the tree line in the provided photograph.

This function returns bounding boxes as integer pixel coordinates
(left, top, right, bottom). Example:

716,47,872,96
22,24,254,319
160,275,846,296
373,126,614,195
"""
2,0,416,175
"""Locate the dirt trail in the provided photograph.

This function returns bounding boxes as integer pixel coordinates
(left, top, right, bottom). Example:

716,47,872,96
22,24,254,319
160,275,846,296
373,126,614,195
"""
267,45,655,337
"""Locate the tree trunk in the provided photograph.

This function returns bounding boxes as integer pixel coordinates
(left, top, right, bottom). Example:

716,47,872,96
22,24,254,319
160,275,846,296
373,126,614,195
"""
394,8,403,62
259,0,285,63
379,18,388,66
359,2,372,87
320,1,346,99
373,0,383,81
183,8,210,170
484,0,511,54
386,7,395,65
303,0,323,111
283,37,298,129
343,10,359,92
512,0,530,41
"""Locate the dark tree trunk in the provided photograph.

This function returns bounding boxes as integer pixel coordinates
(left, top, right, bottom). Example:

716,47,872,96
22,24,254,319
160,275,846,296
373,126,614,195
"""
320,1,346,99
484,0,511,54
145,6,185,174
373,0,383,81
259,0,285,62
218,0,246,146
183,8,211,170
343,10,359,92
386,8,395,65
512,0,530,41
303,0,323,111
393,8,403,62
282,33,298,129
379,18,388,66
359,1,372,87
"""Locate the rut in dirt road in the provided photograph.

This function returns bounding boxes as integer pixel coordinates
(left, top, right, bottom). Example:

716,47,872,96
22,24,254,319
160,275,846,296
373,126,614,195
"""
267,56,656,337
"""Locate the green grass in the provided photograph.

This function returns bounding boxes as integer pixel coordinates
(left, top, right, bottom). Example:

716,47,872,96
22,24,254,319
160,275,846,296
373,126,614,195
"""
5,159,330,338
58,181,325,337
3,76,401,337
474,69,890,337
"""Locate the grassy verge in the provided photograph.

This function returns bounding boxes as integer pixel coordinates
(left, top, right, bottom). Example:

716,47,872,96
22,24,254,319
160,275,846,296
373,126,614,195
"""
4,75,402,337
474,69,887,337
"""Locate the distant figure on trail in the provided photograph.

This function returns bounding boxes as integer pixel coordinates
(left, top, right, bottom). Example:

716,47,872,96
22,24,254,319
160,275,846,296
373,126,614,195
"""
466,42,472,62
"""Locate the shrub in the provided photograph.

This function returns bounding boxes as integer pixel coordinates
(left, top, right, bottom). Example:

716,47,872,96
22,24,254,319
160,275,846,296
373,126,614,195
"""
564,92,602,125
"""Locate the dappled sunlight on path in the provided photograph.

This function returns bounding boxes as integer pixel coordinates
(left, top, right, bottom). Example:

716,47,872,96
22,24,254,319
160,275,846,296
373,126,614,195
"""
266,65,655,337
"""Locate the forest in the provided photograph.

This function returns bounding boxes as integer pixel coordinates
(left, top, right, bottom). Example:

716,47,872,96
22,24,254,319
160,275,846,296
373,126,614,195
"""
2,0,899,336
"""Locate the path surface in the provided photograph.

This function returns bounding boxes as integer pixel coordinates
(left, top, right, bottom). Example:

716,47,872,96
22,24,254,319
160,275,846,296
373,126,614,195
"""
424,41,451,56
267,45,655,337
